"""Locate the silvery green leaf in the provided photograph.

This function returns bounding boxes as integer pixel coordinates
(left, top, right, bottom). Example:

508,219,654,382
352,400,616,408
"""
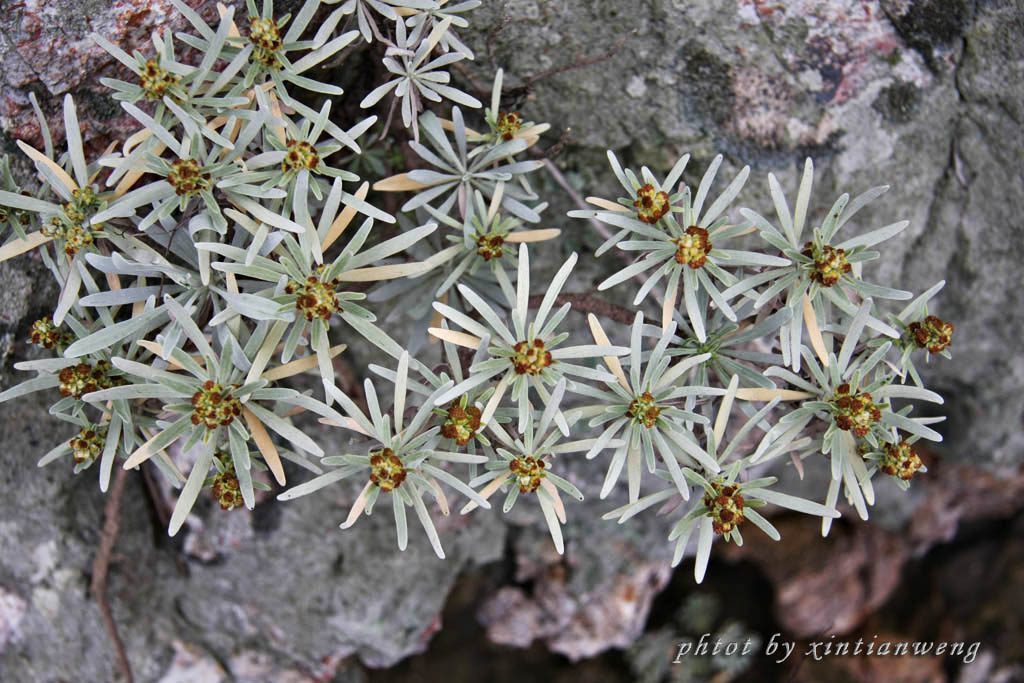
168,440,215,536
99,414,123,492
456,285,517,343
881,411,943,441
110,358,197,393
767,172,795,245
725,307,793,345
838,299,873,371
716,356,770,387
419,463,490,509
85,384,190,402
691,154,722,221
53,255,83,326
282,72,345,95
598,256,660,291
744,507,781,541
694,516,713,583
848,279,913,300
292,30,358,73
164,295,215,363
605,487,676,523
91,181,175,225
165,345,207,380
13,358,77,372
341,313,406,363
393,488,408,549
834,220,908,250
85,251,186,280
170,0,215,39
64,306,168,358
246,402,325,457
746,488,840,518
712,249,790,268
222,291,292,321
120,102,181,156
683,267,706,342
0,190,59,215
753,271,799,310
37,442,72,468
62,95,88,188
410,483,445,558
586,210,666,239
229,425,255,509
47,396,79,415
556,364,619,383
90,31,137,70
696,269,736,321
835,185,888,233
791,158,814,241
212,261,284,282
348,222,434,270
278,466,363,501
531,251,576,332
701,164,749,227
897,280,946,321
550,345,628,359
234,198,306,233
536,487,564,555
662,426,720,473
79,286,182,307
432,300,495,342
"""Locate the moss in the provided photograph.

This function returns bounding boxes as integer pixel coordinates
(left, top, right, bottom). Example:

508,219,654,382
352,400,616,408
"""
679,45,735,129
873,81,922,124
769,15,810,47
0,131,19,156
881,0,975,68
73,87,122,122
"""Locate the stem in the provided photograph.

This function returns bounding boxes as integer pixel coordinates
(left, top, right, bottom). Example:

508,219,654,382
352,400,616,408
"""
541,159,612,240
541,159,648,287
91,466,134,683
527,292,634,326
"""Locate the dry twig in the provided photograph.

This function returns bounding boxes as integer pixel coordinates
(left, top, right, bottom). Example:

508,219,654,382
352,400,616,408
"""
91,466,134,683
527,292,635,326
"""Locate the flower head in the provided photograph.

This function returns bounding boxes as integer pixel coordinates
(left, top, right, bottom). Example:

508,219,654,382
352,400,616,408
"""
702,478,746,535
907,315,954,354
281,351,493,559
211,455,245,511
439,398,482,446
139,58,181,101
430,244,628,433
879,439,924,481
730,158,913,372
575,313,723,503
634,183,671,224
571,153,788,343
30,317,74,350
604,387,840,583
460,379,591,555
70,425,107,467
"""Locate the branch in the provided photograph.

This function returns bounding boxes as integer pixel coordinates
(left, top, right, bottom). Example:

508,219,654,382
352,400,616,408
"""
91,466,134,683
521,30,637,87
527,292,635,326
541,160,648,287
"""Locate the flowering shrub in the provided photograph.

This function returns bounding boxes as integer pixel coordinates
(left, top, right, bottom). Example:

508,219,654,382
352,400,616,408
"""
0,0,952,584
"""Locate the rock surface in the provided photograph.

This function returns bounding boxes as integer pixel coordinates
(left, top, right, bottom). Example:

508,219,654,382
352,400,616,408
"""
1,0,1023,681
